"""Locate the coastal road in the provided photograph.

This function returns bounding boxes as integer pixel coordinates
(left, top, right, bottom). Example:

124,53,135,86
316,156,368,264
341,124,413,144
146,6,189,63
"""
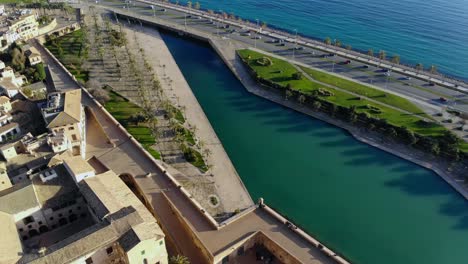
93,0,468,117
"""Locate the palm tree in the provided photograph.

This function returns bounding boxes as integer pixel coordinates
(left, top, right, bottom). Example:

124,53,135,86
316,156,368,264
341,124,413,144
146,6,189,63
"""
261,21,267,29
298,94,306,104
367,49,374,57
391,55,400,64
207,9,214,15
378,50,386,60
186,1,192,9
429,65,437,74
334,39,341,47
170,255,190,264
285,89,293,100
194,1,200,10
324,37,331,45
415,63,423,72
312,101,321,111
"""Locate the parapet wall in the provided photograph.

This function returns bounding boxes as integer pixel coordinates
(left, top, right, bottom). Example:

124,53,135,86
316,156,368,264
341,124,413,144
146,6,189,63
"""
38,18,58,36
39,18,351,263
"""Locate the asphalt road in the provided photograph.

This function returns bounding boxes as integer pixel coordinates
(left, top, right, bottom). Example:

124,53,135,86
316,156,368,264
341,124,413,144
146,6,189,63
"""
91,0,468,116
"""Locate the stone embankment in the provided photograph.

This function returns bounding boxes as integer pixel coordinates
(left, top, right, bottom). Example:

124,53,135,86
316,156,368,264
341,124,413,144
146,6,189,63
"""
110,6,468,202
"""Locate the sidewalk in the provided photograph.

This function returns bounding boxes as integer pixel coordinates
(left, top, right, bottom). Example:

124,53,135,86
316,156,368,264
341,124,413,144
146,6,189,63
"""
128,25,254,213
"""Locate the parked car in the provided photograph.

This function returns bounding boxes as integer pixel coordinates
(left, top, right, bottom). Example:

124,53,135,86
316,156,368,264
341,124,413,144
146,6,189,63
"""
343,60,351,64
362,65,369,68
382,69,390,73
440,97,448,102
240,32,251,36
429,82,435,86
253,35,262,39
402,76,411,80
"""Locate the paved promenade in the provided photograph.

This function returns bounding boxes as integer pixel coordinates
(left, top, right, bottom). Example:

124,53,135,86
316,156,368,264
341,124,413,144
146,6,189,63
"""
36,18,343,263
127,25,253,213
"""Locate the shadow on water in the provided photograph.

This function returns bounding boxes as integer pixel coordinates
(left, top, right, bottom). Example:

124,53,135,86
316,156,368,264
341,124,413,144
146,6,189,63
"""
158,28,468,264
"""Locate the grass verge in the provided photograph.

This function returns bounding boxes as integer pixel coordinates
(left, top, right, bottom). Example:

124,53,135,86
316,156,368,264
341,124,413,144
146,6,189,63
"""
237,49,446,137
45,29,89,82
104,89,161,159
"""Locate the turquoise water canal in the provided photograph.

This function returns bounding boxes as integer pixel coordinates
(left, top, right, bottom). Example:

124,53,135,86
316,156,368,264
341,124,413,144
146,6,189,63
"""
160,31,468,264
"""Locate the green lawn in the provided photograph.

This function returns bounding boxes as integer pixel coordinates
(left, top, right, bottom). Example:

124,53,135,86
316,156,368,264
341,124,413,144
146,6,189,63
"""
237,49,447,138
299,66,425,115
238,49,423,114
104,89,161,159
45,30,89,82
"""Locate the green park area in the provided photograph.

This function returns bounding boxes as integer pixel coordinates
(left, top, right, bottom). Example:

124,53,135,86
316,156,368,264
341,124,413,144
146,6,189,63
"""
238,49,468,153
104,89,161,159
45,29,89,82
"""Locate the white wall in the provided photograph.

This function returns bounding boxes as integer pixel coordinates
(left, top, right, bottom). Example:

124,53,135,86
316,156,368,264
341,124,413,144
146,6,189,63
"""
127,238,168,264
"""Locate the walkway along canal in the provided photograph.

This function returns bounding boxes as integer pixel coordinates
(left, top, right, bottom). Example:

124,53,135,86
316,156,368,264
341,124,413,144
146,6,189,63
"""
158,30,468,264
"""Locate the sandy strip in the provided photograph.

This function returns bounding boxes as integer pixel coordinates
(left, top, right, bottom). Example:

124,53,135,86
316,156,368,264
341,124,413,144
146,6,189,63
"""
127,24,254,212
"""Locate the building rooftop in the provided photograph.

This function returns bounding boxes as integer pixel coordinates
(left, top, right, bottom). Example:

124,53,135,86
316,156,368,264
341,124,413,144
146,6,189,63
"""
31,164,80,209
21,171,165,263
62,154,94,176
0,180,39,215
0,121,18,134
44,89,82,128
0,95,9,104
0,212,22,263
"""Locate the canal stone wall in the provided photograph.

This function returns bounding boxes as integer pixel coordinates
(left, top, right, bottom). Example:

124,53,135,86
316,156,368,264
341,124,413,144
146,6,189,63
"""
106,9,354,264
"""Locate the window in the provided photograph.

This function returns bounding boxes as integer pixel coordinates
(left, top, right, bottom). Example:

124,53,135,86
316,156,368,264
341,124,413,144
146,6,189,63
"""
141,250,145,255
85,257,93,264
68,126,74,130
159,240,163,246
71,134,77,141
22,216,34,225
19,228,23,232
49,217,54,220
106,247,113,255
38,221,42,225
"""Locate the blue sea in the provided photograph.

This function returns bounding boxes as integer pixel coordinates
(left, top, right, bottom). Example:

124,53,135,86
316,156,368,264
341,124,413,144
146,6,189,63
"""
177,0,468,80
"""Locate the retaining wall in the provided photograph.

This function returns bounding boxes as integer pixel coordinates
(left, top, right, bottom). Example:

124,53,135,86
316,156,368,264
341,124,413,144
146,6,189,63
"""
40,21,352,264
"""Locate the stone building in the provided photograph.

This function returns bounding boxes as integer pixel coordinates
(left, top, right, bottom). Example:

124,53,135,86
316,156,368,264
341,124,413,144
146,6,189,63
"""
42,89,86,158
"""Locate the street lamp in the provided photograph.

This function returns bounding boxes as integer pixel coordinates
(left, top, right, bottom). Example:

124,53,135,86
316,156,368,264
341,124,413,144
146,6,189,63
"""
218,10,223,38
292,29,297,60
254,19,259,48
385,72,391,89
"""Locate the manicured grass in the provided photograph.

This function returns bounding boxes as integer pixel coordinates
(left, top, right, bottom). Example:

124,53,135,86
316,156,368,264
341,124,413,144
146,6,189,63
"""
237,49,447,137
104,89,161,159
299,66,425,115
168,105,185,123
182,144,208,172
238,49,320,94
238,49,423,114
45,30,89,82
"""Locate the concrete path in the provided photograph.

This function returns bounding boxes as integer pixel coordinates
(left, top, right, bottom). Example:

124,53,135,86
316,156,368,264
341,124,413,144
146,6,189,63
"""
129,25,253,213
